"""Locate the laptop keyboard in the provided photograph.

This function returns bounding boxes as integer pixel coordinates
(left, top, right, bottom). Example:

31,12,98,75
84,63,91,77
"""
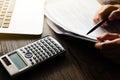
0,0,16,28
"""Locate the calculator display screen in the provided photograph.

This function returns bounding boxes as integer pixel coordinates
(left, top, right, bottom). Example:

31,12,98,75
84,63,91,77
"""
9,52,27,70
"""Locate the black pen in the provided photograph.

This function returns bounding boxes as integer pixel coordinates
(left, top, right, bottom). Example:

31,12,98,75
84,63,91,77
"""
86,18,107,35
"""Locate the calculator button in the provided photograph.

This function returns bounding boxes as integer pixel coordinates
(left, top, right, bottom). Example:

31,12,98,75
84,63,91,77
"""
20,49,26,53
33,57,36,60
35,59,39,63
38,56,43,61
46,40,60,53
40,54,45,59
41,39,56,55
25,52,33,58
41,51,49,58
36,55,40,59
37,41,53,56
47,36,65,52
24,47,30,52
31,62,34,65
29,59,32,62
33,57,38,62
44,38,60,52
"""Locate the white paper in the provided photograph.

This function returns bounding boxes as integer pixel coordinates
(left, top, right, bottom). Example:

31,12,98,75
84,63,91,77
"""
47,18,99,42
45,0,119,40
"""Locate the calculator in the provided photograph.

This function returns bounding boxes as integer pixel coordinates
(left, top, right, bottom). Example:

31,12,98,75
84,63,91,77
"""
0,36,65,77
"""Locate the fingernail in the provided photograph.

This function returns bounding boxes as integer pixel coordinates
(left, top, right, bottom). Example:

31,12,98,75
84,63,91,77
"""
95,43,102,49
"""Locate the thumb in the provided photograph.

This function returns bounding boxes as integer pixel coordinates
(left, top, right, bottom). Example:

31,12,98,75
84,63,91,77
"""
95,40,112,49
108,8,120,21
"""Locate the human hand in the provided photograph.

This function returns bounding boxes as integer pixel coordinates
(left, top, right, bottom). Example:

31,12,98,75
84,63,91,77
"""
93,4,120,27
95,33,120,64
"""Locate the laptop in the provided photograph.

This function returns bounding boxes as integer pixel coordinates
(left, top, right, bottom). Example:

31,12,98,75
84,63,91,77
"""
0,0,44,35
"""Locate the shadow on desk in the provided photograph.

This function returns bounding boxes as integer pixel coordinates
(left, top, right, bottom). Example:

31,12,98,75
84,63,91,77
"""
59,34,120,64
57,34,120,80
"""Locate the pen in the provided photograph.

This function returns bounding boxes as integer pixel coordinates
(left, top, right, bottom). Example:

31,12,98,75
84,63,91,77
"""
86,19,107,35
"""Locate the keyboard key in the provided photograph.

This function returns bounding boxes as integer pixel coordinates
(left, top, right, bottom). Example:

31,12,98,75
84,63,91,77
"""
0,0,16,28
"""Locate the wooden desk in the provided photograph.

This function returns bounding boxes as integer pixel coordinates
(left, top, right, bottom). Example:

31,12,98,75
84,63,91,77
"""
0,18,120,80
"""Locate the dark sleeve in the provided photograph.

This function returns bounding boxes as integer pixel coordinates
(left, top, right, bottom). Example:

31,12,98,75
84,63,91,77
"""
104,0,120,4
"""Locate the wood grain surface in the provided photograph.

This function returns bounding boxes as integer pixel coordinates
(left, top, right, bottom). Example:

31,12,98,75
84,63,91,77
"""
0,18,119,80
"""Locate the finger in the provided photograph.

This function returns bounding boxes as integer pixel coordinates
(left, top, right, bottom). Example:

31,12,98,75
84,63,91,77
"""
93,14,102,24
95,38,120,49
93,5,107,23
93,5,117,24
97,33,120,41
108,8,120,21
93,18,108,27
101,21,109,27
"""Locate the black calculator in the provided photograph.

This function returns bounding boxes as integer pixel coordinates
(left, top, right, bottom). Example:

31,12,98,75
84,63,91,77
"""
0,36,65,77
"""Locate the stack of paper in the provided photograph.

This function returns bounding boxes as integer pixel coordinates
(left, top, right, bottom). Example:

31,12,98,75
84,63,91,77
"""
45,0,120,42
